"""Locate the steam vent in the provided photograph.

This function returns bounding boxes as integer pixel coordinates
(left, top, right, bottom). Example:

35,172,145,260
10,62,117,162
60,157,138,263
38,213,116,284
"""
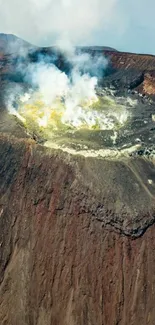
1,34,155,325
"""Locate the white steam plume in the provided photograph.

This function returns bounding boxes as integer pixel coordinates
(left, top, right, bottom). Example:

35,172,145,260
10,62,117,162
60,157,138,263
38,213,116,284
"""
7,47,132,132
7,48,108,129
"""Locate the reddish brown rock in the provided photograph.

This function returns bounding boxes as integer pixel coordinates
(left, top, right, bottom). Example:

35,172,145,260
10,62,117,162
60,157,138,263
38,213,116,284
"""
0,133,155,325
105,51,155,71
135,71,155,96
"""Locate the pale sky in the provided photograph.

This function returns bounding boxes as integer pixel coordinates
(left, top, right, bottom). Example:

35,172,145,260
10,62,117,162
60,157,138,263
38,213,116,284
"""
0,0,154,54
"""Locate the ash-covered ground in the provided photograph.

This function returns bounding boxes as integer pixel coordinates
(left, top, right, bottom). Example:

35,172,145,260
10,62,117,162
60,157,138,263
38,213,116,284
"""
43,87,155,158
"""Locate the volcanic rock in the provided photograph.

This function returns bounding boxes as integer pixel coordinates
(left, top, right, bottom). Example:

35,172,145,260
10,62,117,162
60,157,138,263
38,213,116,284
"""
0,34,155,325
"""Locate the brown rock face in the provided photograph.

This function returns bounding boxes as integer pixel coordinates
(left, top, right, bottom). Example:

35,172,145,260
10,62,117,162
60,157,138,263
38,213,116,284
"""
103,51,155,97
105,51,155,71
107,51,155,97
136,71,155,96
0,133,155,325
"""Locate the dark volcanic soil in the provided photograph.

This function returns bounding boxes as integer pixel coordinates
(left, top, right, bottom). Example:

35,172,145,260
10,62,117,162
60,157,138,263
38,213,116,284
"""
0,34,155,325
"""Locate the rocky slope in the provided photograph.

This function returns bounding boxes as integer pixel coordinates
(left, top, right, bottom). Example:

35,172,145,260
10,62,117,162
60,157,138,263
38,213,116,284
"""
0,34,155,325
1,132,155,325
103,50,155,98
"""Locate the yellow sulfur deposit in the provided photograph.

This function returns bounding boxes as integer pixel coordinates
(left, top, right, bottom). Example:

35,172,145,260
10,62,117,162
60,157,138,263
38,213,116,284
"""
13,91,130,135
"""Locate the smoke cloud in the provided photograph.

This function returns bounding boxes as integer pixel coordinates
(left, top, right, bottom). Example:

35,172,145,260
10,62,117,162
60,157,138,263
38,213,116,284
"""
6,45,132,134
0,0,120,46
6,48,109,129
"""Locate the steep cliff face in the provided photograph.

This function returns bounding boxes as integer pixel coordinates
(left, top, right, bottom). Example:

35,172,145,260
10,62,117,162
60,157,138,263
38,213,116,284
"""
1,34,155,325
0,132,155,325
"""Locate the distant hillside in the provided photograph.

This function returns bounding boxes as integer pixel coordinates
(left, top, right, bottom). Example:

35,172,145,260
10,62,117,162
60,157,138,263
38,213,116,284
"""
78,46,117,51
0,33,36,54
0,33,117,55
